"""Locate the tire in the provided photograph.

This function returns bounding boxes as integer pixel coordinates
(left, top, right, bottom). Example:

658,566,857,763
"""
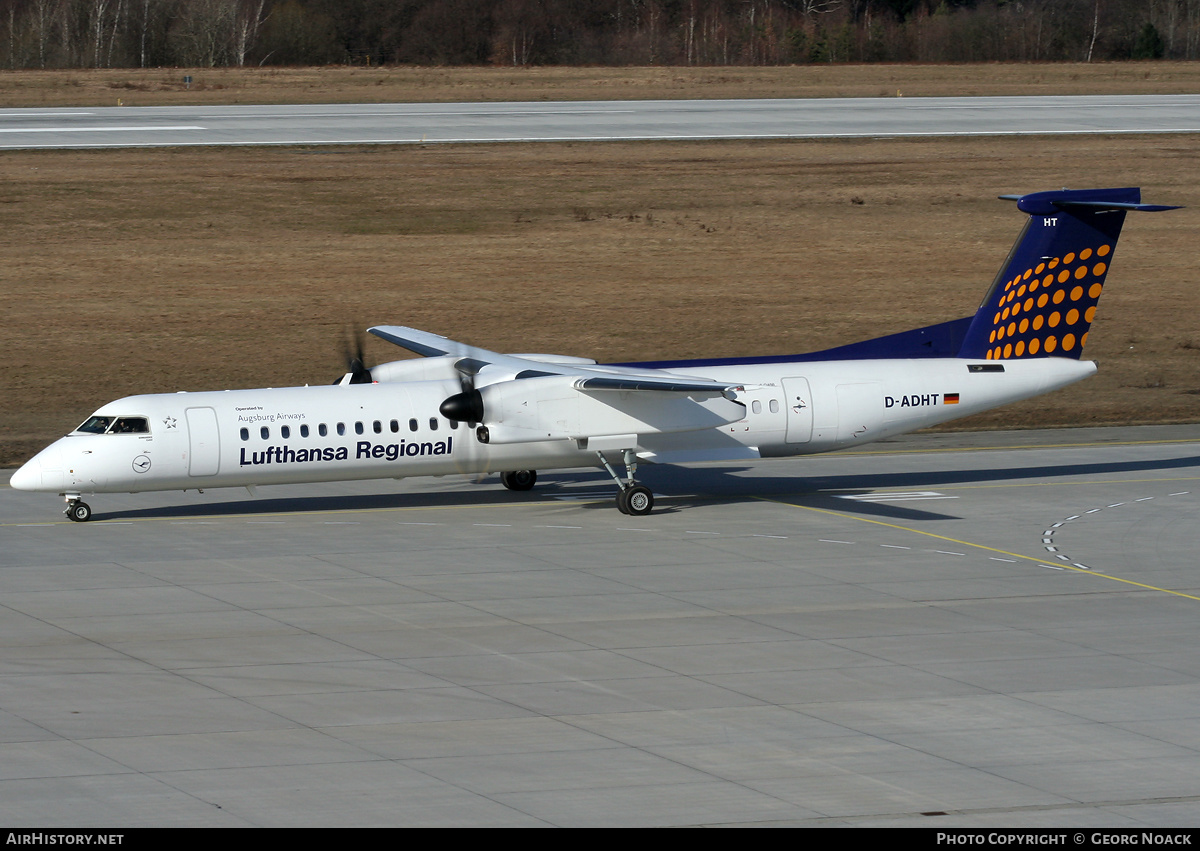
624,485,653,516
67,502,92,522
615,488,630,514
500,470,537,491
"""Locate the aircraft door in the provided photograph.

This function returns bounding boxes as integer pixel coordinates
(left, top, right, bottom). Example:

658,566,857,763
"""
185,407,221,477
782,377,813,444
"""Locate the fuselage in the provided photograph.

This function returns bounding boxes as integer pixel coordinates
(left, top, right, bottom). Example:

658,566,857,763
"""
11,356,1096,498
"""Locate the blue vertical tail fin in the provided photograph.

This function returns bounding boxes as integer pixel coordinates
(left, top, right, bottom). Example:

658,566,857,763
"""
958,188,1178,360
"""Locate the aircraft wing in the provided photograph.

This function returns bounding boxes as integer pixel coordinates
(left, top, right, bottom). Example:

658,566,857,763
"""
369,325,747,443
369,325,506,360
370,324,598,379
369,324,743,397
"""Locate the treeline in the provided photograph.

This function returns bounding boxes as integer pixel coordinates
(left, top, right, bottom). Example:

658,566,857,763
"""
2,0,1197,70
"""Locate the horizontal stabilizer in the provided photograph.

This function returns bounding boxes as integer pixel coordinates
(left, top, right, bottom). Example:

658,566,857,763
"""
998,189,1181,215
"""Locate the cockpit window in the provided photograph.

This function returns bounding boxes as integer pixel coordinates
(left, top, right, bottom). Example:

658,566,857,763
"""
112,417,149,434
76,416,149,435
77,416,112,434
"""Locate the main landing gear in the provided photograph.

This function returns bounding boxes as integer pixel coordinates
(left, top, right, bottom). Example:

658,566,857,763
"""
64,496,92,522
500,470,537,491
597,450,654,516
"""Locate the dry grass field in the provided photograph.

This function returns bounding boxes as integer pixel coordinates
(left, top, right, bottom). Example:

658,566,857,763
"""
2,65,1198,465
3,62,1200,107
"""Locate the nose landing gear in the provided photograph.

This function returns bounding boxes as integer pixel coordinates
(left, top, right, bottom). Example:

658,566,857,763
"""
64,497,92,522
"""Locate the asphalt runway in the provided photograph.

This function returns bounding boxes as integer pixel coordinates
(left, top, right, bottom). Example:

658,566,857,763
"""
3,425,1200,826
2,94,1200,149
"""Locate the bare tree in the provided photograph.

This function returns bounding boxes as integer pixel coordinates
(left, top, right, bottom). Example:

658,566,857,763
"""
1087,0,1099,60
232,0,267,65
171,0,238,66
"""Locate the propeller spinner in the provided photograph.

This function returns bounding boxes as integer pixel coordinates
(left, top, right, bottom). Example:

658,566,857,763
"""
438,357,488,423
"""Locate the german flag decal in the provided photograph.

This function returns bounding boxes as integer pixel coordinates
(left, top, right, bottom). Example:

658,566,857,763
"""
944,393,960,405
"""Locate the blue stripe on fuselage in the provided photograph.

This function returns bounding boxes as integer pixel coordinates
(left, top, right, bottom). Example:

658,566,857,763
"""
611,316,973,370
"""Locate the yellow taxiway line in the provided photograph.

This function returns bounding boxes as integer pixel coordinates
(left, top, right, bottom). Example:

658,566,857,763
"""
755,496,1200,603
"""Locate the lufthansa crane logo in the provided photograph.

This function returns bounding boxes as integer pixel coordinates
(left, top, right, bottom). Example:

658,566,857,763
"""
132,455,151,474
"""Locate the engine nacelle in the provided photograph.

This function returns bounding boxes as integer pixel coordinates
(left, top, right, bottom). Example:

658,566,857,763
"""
369,356,463,384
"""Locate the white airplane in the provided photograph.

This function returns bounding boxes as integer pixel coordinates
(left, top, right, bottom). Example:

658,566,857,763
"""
11,188,1177,522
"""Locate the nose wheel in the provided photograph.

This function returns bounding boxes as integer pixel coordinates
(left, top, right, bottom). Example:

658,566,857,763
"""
65,499,92,522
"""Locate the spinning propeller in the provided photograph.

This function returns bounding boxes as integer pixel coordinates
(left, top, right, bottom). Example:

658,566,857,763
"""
334,328,374,385
439,357,487,424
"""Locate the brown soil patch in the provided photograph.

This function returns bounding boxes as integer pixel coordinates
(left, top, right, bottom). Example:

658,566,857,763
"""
2,62,1200,108
2,133,1197,466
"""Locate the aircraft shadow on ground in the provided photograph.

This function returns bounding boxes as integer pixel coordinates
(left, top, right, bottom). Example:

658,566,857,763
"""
95,452,1199,524
633,451,1200,522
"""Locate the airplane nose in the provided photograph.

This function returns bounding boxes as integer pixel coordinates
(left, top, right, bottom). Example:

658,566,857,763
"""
9,458,41,491
9,447,64,492
9,461,36,491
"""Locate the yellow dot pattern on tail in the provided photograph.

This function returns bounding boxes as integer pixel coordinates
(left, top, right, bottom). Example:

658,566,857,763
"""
985,244,1111,360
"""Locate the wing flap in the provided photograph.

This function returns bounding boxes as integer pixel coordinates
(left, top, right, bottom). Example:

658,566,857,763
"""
575,375,742,397
474,374,746,445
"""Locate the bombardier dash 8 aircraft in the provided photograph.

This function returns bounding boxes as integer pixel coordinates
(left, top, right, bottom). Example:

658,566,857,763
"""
11,188,1177,521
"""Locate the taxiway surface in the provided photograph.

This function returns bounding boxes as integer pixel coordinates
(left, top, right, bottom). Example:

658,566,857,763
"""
2,94,1200,149
3,425,1200,826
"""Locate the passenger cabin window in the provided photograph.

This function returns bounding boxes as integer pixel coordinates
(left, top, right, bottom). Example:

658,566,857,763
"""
261,426,270,440
355,422,364,435
336,423,345,436
240,428,249,441
449,420,458,430
390,420,399,433
373,420,382,434
409,418,418,432
429,418,438,431
281,425,291,439
769,399,780,413
319,424,328,437
752,400,762,415
300,424,309,438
